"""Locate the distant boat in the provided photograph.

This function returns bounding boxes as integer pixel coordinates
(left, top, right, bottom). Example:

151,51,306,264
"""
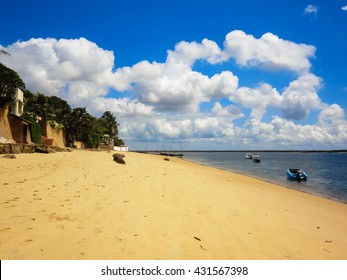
159,152,183,158
252,154,261,163
158,141,183,158
286,168,308,181
245,153,253,159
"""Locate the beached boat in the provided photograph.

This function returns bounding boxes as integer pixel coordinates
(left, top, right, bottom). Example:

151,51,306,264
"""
159,152,183,158
252,154,261,163
286,168,308,181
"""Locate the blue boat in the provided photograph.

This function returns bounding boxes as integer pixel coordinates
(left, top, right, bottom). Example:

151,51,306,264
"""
286,168,308,181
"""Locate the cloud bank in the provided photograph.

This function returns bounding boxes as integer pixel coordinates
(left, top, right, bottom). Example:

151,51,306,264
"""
1,30,346,149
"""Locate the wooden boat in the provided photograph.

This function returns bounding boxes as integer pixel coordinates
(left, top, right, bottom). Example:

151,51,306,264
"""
286,168,308,181
160,152,183,158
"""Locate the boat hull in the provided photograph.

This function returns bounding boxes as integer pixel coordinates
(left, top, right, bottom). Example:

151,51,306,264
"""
286,169,308,181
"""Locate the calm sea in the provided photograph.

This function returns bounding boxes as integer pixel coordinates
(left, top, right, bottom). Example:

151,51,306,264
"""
182,151,347,204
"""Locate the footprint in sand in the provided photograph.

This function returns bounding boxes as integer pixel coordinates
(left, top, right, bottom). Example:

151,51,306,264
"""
56,224,65,230
94,228,103,234
113,236,122,242
7,197,19,202
78,238,87,244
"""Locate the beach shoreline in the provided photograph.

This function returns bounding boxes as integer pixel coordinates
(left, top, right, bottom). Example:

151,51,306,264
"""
181,156,347,205
1,150,346,260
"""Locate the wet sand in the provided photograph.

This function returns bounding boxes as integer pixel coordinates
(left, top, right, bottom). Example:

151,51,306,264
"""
0,150,346,259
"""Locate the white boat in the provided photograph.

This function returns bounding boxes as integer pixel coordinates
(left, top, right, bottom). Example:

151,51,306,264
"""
245,153,253,159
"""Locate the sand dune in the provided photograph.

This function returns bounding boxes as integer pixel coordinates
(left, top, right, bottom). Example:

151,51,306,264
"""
0,150,346,259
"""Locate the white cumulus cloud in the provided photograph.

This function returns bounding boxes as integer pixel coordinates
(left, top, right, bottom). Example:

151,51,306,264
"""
231,83,281,120
279,73,323,120
222,30,316,73
1,30,346,149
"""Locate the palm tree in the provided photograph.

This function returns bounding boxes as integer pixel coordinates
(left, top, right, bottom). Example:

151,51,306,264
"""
100,111,118,144
0,50,10,56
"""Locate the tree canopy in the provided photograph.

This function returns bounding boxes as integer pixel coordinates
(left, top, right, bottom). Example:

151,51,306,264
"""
24,92,71,124
0,63,25,108
1,63,124,148
100,111,119,144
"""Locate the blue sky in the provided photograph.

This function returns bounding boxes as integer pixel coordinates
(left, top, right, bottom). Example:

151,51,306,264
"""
1,0,347,150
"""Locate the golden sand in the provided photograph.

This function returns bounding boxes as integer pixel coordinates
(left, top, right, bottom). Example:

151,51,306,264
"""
0,150,346,259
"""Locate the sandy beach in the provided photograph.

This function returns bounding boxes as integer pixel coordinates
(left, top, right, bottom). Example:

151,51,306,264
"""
0,150,347,260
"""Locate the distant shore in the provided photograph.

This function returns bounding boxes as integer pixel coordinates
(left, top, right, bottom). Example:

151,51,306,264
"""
138,149,347,153
1,150,347,259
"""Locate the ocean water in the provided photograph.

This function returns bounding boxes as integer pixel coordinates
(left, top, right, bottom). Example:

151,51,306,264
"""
183,151,347,204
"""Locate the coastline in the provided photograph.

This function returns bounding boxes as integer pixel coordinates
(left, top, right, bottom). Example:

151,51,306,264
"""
181,151,347,204
1,150,347,259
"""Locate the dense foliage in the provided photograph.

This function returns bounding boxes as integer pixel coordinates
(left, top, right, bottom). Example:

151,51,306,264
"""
1,63,123,148
24,94,122,148
21,112,42,144
0,63,25,108
24,91,71,124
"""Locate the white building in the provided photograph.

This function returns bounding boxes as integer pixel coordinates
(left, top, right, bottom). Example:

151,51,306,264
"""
114,145,129,151
8,88,24,116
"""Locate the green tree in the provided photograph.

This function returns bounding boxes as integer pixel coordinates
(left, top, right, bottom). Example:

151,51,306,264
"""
114,137,125,146
24,93,71,125
86,117,105,148
100,111,118,144
0,63,25,108
22,90,125,148
64,108,94,145
24,93,48,120
46,95,71,124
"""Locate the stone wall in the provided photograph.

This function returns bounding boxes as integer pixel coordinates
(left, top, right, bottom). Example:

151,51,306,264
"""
0,143,35,154
0,107,14,142
45,125,65,147
0,143,72,154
